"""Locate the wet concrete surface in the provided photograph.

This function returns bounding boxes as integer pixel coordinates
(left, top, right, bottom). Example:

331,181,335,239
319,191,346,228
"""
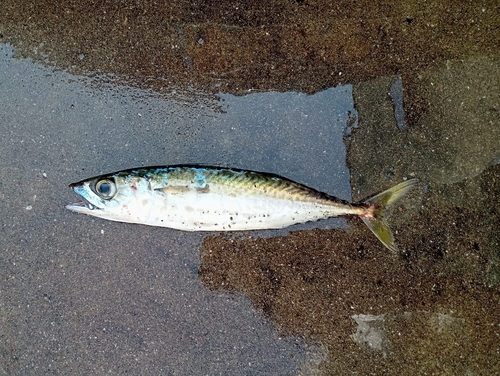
0,43,353,374
1,1,499,375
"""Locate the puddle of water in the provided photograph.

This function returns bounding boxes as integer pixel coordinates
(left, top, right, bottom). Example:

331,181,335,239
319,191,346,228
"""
389,76,408,131
0,42,356,375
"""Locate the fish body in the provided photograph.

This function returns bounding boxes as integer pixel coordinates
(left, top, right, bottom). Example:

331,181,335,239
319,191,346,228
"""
67,166,417,251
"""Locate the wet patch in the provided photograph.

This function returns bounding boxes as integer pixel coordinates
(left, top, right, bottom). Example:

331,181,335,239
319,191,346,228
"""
348,56,500,200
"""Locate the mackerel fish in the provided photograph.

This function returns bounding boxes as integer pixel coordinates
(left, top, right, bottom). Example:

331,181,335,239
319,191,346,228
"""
66,166,418,252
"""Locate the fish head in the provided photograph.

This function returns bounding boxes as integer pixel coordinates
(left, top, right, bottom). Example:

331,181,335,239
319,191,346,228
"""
66,174,153,224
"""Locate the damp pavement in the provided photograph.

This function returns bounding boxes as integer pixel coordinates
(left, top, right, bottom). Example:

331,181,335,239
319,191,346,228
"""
1,2,499,375
0,43,351,375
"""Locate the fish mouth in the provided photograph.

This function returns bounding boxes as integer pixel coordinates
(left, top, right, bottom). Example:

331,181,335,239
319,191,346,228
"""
70,200,87,208
66,183,100,212
66,197,99,212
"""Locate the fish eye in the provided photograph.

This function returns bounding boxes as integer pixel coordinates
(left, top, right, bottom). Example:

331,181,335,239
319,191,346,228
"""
95,179,116,199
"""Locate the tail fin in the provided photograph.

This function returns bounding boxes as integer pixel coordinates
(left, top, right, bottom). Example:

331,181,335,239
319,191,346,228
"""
360,179,418,253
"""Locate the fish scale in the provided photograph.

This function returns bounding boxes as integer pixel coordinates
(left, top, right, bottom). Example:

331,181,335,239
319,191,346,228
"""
67,166,418,252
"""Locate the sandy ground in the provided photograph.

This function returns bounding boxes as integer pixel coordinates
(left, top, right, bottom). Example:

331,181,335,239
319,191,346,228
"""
1,1,499,375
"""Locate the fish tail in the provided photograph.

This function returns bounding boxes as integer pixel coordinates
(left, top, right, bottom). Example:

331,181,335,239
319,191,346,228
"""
360,179,418,252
